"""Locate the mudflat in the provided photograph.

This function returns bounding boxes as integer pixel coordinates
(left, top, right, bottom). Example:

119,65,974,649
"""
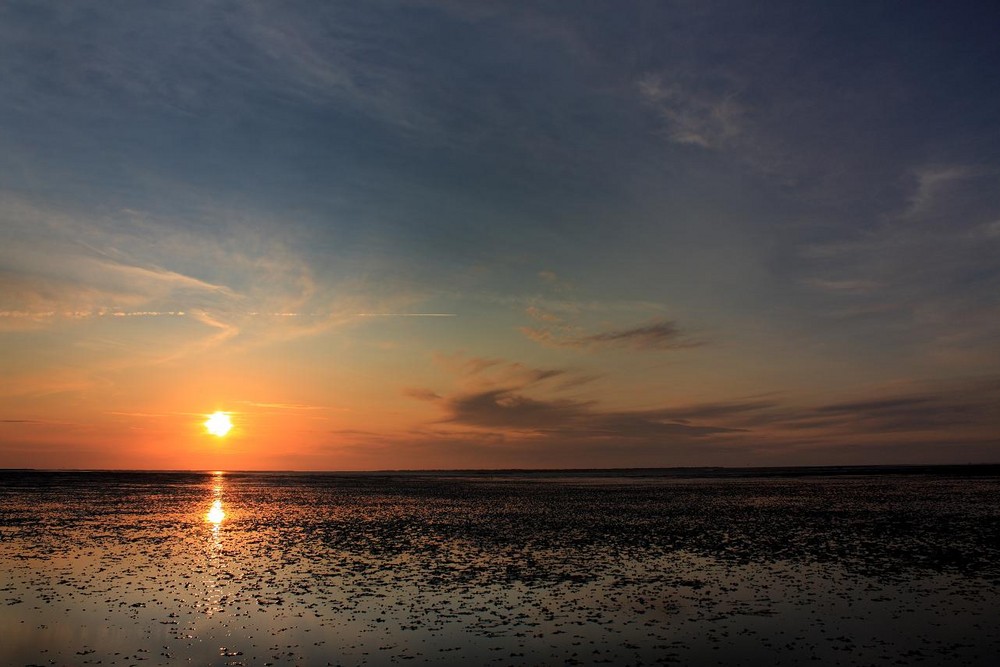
2,468,999,666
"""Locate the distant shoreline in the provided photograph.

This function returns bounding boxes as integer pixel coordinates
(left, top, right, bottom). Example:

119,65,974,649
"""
3,463,999,479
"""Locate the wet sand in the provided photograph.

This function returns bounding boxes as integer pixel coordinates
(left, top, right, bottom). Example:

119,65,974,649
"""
2,468,999,665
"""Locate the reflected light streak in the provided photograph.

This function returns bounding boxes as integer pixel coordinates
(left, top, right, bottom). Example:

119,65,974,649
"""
206,471,227,549
206,499,225,524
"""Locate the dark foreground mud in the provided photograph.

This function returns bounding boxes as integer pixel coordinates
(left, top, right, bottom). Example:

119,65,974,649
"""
2,468,999,666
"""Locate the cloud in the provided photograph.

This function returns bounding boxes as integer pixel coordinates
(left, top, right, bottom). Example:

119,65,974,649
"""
522,319,701,351
902,166,979,219
0,194,434,361
233,3,437,130
650,399,780,422
518,278,700,353
105,412,172,418
638,73,746,150
92,258,236,297
581,320,702,350
0,2,417,127
445,389,590,432
411,357,753,447
792,160,1000,364
525,306,562,323
536,270,572,292
805,279,881,294
799,386,999,434
402,387,442,402
237,401,327,411
438,386,749,444
0,369,109,399
0,195,242,332
982,220,1000,238
402,354,1000,466
538,270,559,283
433,354,568,390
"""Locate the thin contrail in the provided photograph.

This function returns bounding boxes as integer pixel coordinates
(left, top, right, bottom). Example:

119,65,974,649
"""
1,310,458,318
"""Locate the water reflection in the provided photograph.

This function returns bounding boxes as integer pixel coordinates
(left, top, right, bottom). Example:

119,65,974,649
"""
4,471,1000,666
206,499,225,524
205,472,227,547
202,472,229,619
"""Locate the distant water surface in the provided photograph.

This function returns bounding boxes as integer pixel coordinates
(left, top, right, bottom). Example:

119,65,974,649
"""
2,468,999,666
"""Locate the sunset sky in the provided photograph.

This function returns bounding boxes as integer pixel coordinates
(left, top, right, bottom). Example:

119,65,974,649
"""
2,1,999,470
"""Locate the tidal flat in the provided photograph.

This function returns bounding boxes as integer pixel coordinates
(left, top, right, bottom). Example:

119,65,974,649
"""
2,467,999,666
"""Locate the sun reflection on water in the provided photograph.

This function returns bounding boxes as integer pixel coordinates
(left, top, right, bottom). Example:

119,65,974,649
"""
206,471,227,547
206,499,225,524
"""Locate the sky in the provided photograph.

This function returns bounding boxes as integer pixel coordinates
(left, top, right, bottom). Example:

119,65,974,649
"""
1,0,999,470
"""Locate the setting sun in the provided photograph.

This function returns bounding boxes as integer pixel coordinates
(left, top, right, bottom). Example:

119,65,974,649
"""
204,411,233,437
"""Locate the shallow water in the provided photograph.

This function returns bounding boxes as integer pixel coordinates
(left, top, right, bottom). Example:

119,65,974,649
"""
2,468,999,666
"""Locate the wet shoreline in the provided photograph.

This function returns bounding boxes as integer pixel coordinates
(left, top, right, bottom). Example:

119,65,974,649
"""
3,469,999,665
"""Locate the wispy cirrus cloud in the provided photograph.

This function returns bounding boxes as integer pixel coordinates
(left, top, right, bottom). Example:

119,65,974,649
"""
901,165,981,220
0,195,242,332
402,387,443,402
522,316,702,351
578,320,702,350
0,194,434,359
238,400,328,411
516,273,701,353
796,163,1000,366
638,73,746,150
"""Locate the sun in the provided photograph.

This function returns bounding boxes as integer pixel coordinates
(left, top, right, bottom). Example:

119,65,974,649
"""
204,411,233,437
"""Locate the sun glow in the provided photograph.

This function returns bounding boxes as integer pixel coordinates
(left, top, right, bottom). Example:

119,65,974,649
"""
204,411,233,437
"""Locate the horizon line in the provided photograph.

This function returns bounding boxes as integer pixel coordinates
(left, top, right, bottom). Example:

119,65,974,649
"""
3,462,998,475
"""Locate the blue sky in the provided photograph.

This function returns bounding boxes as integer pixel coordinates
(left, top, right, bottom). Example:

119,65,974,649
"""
1,1,999,469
